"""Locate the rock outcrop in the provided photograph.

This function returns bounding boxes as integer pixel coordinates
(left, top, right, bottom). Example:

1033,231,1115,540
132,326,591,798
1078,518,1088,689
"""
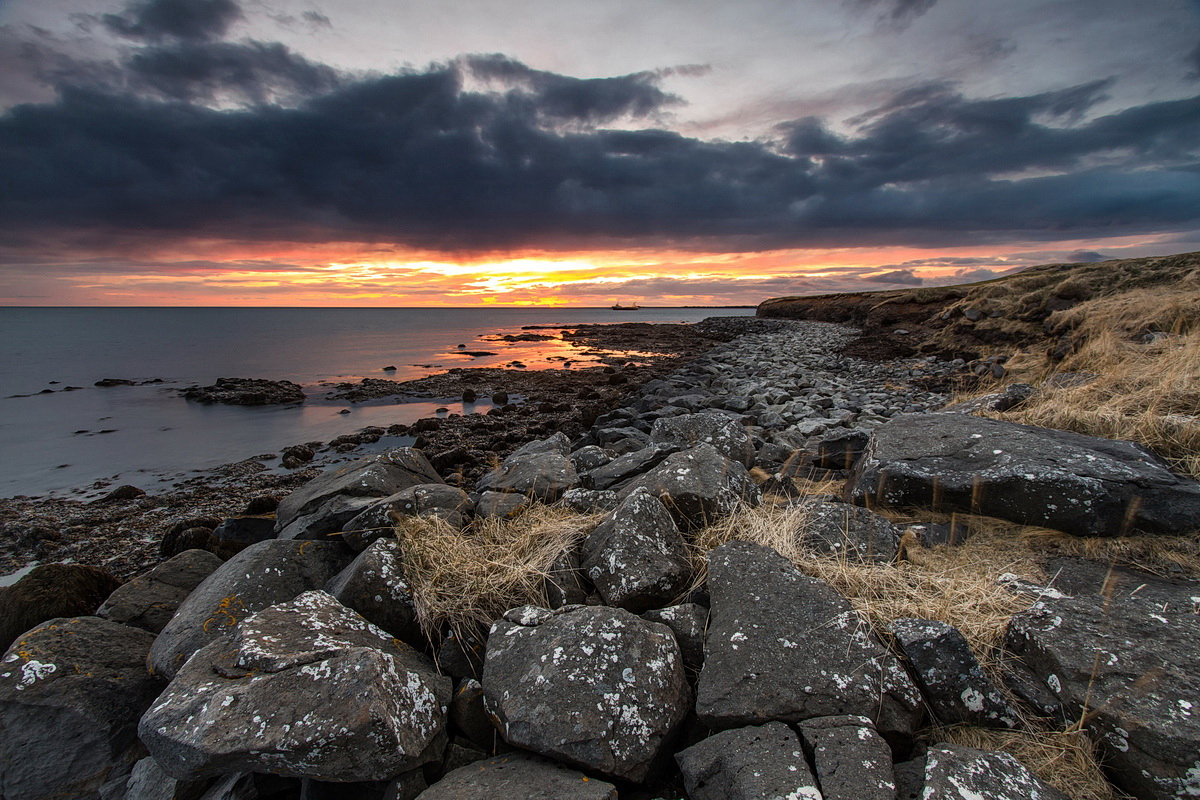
97,549,223,633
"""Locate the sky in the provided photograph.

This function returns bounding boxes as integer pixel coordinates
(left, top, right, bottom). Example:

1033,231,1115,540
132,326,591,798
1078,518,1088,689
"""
1,0,1198,306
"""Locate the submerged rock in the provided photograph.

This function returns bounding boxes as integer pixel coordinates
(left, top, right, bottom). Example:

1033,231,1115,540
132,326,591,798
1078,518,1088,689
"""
181,377,305,406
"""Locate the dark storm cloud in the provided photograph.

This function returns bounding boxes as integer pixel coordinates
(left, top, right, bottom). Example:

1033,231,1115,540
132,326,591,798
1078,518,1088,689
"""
126,40,341,102
864,268,922,285
1,57,1199,252
102,0,243,42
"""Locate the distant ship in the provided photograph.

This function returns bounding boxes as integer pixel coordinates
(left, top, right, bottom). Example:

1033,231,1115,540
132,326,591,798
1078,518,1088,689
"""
611,302,640,311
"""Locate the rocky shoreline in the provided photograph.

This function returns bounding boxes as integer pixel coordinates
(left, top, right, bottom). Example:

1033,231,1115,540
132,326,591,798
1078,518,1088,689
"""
2,315,1199,800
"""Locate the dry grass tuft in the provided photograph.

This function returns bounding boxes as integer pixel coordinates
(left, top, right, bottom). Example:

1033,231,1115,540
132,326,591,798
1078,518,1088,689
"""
934,725,1127,800
1022,528,1200,580
395,504,599,640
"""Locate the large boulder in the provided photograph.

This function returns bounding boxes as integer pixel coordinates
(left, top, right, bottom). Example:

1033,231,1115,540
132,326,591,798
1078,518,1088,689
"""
890,618,1017,729
619,444,762,531
149,539,351,679
1005,585,1200,800
324,539,423,645
0,616,163,800
97,549,223,634
415,753,617,799
695,542,922,745
797,715,894,800
475,452,578,502
580,488,693,612
275,450,443,540
921,744,1068,800
0,563,121,652
140,591,451,782
796,499,900,563
848,413,1200,537
342,485,473,552
649,412,756,468
584,443,680,492
675,722,820,800
481,605,689,782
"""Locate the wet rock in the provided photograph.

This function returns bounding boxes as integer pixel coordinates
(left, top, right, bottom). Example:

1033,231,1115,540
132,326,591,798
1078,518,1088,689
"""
798,715,894,800
849,412,1200,537
675,721,820,800
95,378,136,387
276,449,444,540
641,603,708,673
695,542,921,746
141,591,451,782
0,616,163,800
97,549,223,634
416,753,617,799
324,539,422,645
1005,586,1200,800
474,491,529,520
99,484,147,503
476,450,578,503
649,411,756,468
585,443,681,491
343,484,473,552
482,604,688,781
795,499,900,563
149,539,351,679
619,444,762,531
0,563,121,652
890,618,1017,728
921,743,1068,800
181,378,305,406
581,488,692,613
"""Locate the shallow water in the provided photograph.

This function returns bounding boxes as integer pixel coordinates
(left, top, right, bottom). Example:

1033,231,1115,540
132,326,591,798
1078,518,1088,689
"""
0,307,748,496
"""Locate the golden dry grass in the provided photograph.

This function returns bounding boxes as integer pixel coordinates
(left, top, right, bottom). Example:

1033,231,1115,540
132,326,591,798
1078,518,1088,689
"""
394,504,599,640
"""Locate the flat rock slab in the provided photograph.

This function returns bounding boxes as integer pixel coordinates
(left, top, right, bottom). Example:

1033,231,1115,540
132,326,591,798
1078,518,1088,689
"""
890,618,1017,729
675,721,821,800
1005,588,1200,800
585,443,680,492
581,487,693,612
476,452,579,502
141,591,451,783
922,744,1068,800
0,616,163,800
619,443,762,531
848,413,1200,537
482,605,688,782
797,715,894,800
149,539,351,679
324,538,422,645
796,499,900,563
276,449,444,539
97,549,224,633
649,411,756,468
695,542,921,745
415,753,617,799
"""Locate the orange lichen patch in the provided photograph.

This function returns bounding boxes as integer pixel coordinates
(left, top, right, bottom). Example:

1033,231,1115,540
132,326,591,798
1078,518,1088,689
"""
202,595,247,633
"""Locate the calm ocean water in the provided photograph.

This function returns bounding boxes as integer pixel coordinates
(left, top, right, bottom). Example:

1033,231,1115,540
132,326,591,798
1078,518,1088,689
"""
0,307,749,497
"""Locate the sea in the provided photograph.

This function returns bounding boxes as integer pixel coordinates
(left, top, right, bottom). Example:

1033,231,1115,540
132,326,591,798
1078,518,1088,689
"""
0,307,750,498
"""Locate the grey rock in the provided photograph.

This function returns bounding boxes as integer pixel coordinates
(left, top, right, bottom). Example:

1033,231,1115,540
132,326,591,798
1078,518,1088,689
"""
941,384,1034,414
642,603,708,673
482,605,688,781
324,539,422,645
848,413,1200,537
120,758,183,800
586,443,680,491
675,722,821,800
891,618,1017,728
797,499,900,563
140,591,451,782
149,539,351,679
619,444,762,531
594,426,650,448
695,542,921,745
343,485,473,551
97,549,223,634
476,452,578,502
1005,587,1200,800
509,432,571,459
797,715,894,800
0,563,121,653
0,617,163,800
921,744,1068,800
415,753,617,799
181,378,304,406
275,449,443,539
570,445,611,473
448,678,494,751
581,488,693,613
810,428,871,470
543,547,590,609
437,628,486,682
649,411,756,468
560,488,619,514
893,755,926,800
474,491,528,520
